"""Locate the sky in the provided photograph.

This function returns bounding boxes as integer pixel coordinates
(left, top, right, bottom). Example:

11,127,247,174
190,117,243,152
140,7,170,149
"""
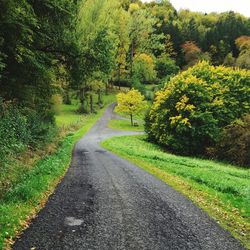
142,0,250,17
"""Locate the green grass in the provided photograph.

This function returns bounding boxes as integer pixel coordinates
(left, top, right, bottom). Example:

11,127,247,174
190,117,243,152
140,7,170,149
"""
101,135,250,249
56,94,116,128
108,119,144,132
55,102,84,127
0,94,115,250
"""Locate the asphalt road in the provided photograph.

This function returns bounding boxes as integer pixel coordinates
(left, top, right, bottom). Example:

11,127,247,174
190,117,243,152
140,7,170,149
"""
13,104,244,250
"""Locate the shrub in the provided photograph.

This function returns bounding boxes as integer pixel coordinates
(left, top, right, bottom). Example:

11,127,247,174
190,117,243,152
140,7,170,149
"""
0,101,29,162
146,61,250,155
211,114,250,167
26,109,57,147
0,99,57,165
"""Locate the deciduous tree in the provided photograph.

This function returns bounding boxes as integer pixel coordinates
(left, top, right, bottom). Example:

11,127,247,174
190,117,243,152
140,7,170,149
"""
115,89,147,125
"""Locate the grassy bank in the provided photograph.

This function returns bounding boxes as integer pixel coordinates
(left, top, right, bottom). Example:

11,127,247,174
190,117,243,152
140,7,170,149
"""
101,135,250,248
0,94,115,249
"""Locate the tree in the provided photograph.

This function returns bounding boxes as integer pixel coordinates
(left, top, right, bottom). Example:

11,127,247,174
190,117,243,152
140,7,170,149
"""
113,8,130,86
133,53,156,83
235,36,250,69
128,3,155,76
223,52,236,67
76,0,119,112
163,34,176,58
115,89,148,125
0,0,78,119
155,54,179,80
181,41,202,67
146,61,250,155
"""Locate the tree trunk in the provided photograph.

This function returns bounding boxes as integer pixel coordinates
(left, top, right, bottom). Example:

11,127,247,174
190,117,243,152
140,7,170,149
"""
79,87,85,113
130,114,133,126
98,90,102,108
90,94,93,113
105,82,108,95
130,41,135,79
118,66,121,90
64,89,71,105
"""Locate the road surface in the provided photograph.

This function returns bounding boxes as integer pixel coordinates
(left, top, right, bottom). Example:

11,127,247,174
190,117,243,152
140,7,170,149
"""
13,103,243,250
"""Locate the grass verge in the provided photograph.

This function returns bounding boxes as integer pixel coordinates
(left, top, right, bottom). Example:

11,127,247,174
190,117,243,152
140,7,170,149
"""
0,94,115,250
101,135,250,249
108,119,144,132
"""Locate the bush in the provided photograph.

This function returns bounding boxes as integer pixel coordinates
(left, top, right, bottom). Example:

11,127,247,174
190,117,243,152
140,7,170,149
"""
211,114,250,167
26,109,57,147
0,102,29,162
0,99,57,165
146,61,250,155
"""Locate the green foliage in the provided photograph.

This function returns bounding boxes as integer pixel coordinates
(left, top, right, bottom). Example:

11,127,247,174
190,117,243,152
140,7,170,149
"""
0,0,77,111
0,100,56,166
211,114,250,167
0,103,29,161
155,54,179,80
131,77,146,96
0,0,78,165
132,53,156,83
223,52,236,67
75,0,119,112
146,61,250,155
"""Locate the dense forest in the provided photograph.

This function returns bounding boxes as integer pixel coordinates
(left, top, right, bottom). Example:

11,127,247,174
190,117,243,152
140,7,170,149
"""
0,0,250,166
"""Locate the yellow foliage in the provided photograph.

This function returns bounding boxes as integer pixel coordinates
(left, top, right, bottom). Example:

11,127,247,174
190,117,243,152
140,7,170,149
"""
134,53,154,65
129,3,140,13
133,53,156,82
115,89,148,116
175,95,196,112
169,115,191,128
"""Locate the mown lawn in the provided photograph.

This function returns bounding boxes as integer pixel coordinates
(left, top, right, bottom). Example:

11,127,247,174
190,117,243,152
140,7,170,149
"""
108,119,144,132
0,94,115,250
101,135,250,248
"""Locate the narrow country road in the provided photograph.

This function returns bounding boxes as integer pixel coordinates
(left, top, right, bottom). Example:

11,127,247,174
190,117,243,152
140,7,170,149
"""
13,104,243,250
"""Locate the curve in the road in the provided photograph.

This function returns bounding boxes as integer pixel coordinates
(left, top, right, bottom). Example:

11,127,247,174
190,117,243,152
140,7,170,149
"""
13,103,244,250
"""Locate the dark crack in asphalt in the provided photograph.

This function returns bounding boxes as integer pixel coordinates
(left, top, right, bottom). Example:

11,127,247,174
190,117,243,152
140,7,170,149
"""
13,103,244,250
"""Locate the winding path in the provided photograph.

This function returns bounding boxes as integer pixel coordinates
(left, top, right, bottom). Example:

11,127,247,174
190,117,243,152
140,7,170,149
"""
14,104,243,250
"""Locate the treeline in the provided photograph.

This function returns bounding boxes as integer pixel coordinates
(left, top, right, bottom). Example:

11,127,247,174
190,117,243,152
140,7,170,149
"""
0,0,250,164
0,0,79,163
